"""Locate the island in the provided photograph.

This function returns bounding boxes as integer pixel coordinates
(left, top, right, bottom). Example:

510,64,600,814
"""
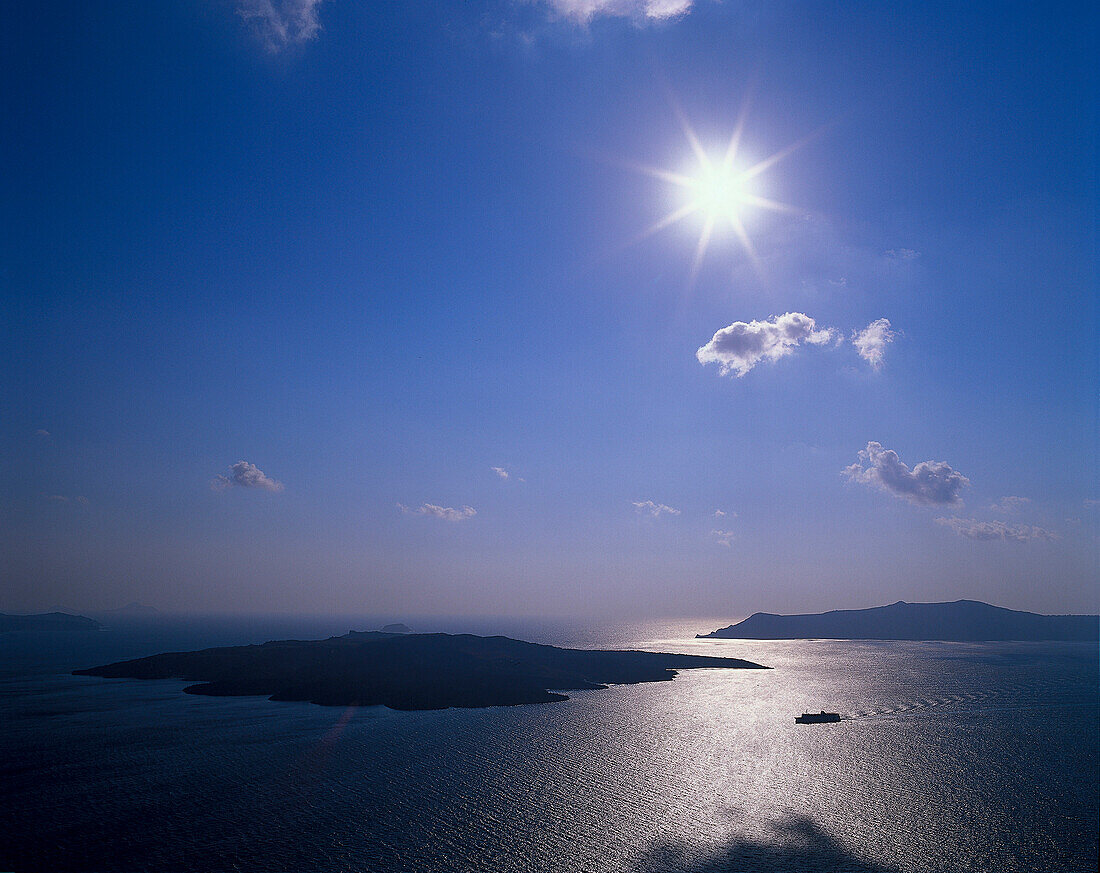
74,631,768,710
1,611,102,633
698,599,1099,642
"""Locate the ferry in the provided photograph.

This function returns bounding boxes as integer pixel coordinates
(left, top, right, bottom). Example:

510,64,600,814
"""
795,710,841,724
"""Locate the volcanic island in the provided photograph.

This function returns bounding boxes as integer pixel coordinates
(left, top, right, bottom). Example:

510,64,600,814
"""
75,630,768,711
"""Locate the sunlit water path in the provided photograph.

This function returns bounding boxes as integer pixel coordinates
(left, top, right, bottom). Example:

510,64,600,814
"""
2,617,1096,872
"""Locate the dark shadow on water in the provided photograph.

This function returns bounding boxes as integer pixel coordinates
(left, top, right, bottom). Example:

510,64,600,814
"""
633,815,901,873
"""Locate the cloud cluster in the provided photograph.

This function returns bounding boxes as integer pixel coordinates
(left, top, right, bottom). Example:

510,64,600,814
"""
851,318,895,370
989,496,1030,514
711,529,736,547
400,503,477,522
935,517,1059,542
696,312,836,378
633,500,681,518
491,467,510,479
844,442,969,506
540,0,694,24
238,0,324,52
212,461,284,492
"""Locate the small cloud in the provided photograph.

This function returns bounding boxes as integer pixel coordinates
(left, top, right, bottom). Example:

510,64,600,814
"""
237,0,324,52
1084,499,1100,508
844,441,969,506
46,495,88,505
491,466,510,480
989,496,1030,514
851,318,895,370
828,277,848,287
399,503,477,522
697,312,836,378
211,461,284,493
885,248,920,260
35,429,50,438
632,500,681,518
539,0,695,25
711,529,736,547
935,517,1059,542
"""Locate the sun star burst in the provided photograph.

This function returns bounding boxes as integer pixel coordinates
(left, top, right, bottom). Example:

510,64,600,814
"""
632,104,808,280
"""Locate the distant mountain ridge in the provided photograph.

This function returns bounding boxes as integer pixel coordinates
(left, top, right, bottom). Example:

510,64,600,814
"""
698,600,1098,642
0,612,102,633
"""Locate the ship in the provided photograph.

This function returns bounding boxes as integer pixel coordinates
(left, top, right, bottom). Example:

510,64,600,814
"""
795,710,841,724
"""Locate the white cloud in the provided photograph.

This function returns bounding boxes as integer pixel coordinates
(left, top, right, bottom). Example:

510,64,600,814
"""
935,517,1059,542
633,500,681,518
844,442,969,506
399,503,477,522
851,318,895,370
711,529,736,547
696,312,836,378
491,466,510,480
990,496,1030,514
211,461,284,492
539,0,694,24
35,429,50,438
885,248,920,260
237,0,324,52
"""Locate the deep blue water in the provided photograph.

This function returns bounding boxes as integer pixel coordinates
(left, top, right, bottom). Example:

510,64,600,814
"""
1,616,1097,872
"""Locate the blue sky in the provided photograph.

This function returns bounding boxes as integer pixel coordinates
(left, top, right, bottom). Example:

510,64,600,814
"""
1,1,1096,617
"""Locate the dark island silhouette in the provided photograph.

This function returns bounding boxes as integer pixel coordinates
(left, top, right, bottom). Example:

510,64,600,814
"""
698,599,1099,641
74,631,768,710
0,611,102,633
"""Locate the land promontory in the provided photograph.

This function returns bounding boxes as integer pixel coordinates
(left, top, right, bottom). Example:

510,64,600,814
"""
75,631,767,710
0,612,102,633
698,599,1099,642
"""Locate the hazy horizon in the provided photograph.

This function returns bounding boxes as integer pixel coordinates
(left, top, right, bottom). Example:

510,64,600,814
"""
8,598,1099,626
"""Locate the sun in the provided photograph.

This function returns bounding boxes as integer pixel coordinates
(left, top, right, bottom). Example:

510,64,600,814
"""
628,102,810,280
686,158,754,224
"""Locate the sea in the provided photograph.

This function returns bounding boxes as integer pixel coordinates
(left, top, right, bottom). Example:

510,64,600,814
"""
1,615,1096,873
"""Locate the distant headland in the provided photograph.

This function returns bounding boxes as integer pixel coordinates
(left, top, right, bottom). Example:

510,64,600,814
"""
0,612,102,633
698,600,1099,642
75,631,768,710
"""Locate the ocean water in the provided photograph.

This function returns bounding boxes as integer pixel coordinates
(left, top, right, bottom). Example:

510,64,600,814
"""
1,616,1096,873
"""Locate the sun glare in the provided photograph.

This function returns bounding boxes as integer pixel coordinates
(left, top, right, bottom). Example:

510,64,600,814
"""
686,157,753,224
628,102,810,280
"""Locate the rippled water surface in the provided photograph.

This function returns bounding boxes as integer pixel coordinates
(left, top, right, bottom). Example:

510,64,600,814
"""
1,616,1096,872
